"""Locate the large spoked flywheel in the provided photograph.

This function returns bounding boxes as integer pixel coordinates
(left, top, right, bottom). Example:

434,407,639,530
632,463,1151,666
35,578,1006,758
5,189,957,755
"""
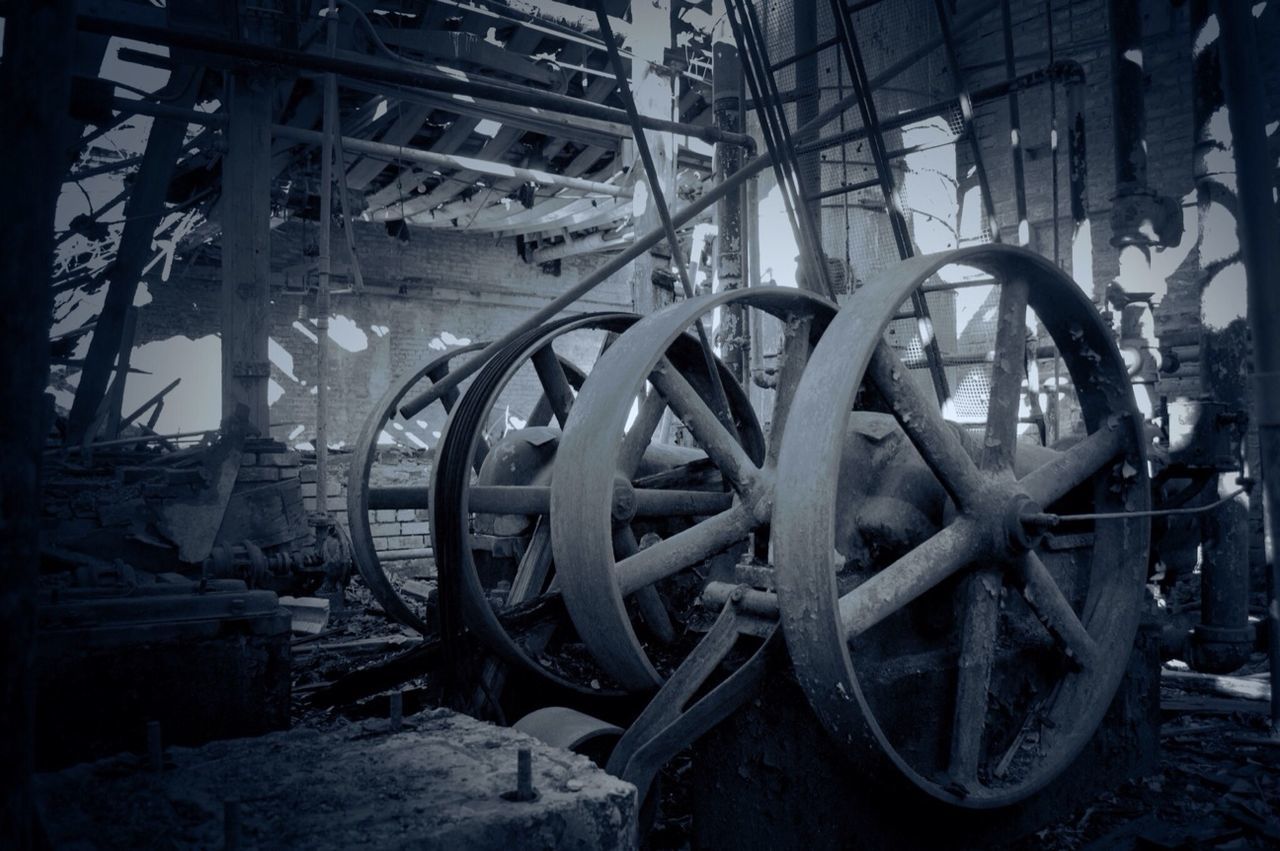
772,245,1150,807
551,288,835,691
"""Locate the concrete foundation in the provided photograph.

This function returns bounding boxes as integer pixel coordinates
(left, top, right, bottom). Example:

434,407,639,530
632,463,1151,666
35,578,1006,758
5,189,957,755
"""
35,709,638,850
691,623,1161,850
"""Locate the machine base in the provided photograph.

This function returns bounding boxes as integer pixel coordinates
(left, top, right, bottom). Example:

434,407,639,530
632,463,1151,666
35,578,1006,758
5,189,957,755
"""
691,623,1160,850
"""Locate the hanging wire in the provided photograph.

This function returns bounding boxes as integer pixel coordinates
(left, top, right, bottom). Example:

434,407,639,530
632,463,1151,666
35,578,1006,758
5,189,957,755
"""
1048,487,1248,523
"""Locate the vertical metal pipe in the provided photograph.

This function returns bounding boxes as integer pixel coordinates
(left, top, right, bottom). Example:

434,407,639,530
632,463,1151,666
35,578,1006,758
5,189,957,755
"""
1213,0,1280,736
714,40,748,386
1066,78,1094,300
315,0,338,514
1109,0,1146,194
1189,0,1251,675
795,0,820,231
999,0,1030,244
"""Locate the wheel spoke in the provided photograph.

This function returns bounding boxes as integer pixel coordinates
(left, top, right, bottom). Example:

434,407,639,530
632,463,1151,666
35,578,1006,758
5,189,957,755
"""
634,489,734,516
766,315,813,464
619,387,667,477
839,517,982,640
649,358,760,497
868,341,986,510
1020,422,1127,506
1016,551,1098,669
531,345,576,428
981,277,1029,471
368,485,431,511
949,569,1001,784
507,520,553,605
615,527,676,643
617,502,756,596
469,485,550,515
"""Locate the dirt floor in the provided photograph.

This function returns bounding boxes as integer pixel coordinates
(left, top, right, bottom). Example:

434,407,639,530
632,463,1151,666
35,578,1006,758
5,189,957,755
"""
292,578,1278,850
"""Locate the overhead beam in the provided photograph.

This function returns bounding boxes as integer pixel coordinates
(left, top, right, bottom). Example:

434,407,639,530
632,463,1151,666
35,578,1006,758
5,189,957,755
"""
73,11,753,148
275,126,633,202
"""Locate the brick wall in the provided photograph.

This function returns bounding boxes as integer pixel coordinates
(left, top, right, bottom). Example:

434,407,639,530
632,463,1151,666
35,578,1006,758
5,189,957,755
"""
135,221,635,449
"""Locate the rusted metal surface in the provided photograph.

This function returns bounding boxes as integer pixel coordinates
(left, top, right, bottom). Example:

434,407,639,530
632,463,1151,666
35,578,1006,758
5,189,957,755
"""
772,244,1150,807
550,288,833,690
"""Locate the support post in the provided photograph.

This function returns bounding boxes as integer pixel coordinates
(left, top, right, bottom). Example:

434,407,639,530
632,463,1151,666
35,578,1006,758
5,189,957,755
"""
0,1,75,845
1186,0,1251,675
713,40,748,386
1213,0,1280,737
221,73,273,437
621,1,675,315
315,0,338,513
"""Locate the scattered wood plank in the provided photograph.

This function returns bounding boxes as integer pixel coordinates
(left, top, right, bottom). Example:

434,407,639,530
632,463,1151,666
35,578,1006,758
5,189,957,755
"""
1163,669,1271,702
1161,695,1270,716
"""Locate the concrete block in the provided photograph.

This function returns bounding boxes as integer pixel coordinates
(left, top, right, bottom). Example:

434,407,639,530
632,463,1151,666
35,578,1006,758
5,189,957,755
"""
35,710,637,850
395,509,416,521
387,535,426,549
238,467,280,483
280,596,330,635
371,522,401,536
239,453,258,466
374,510,397,523
400,521,431,535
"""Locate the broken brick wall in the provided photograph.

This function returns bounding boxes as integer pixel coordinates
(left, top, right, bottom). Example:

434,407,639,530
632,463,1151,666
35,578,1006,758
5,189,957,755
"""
130,221,634,451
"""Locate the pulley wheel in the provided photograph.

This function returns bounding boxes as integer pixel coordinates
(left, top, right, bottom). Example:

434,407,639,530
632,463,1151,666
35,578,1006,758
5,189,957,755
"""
551,288,835,690
347,342,484,633
431,313,649,695
773,245,1150,807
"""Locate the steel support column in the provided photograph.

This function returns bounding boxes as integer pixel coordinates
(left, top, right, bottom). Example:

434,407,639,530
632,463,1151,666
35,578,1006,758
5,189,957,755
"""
714,40,748,386
221,73,273,436
1188,0,1252,675
1214,0,1280,736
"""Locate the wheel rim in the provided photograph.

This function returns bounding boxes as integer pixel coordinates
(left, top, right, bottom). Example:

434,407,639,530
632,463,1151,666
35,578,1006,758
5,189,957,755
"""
773,245,1150,807
431,313,647,695
551,288,835,690
347,342,485,633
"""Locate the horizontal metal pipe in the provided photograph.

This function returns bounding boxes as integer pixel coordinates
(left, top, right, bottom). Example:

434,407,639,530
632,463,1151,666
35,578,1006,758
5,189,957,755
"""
275,125,630,198
700,581,780,618
377,548,434,562
367,486,431,511
468,484,733,516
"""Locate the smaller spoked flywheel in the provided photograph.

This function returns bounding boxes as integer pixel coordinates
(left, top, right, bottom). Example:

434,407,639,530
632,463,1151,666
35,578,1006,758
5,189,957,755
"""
550,288,836,691
347,342,485,633
772,245,1150,807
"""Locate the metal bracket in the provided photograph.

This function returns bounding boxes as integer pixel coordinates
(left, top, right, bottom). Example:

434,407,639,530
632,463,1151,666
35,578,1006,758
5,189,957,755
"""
232,360,270,378
605,591,779,807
